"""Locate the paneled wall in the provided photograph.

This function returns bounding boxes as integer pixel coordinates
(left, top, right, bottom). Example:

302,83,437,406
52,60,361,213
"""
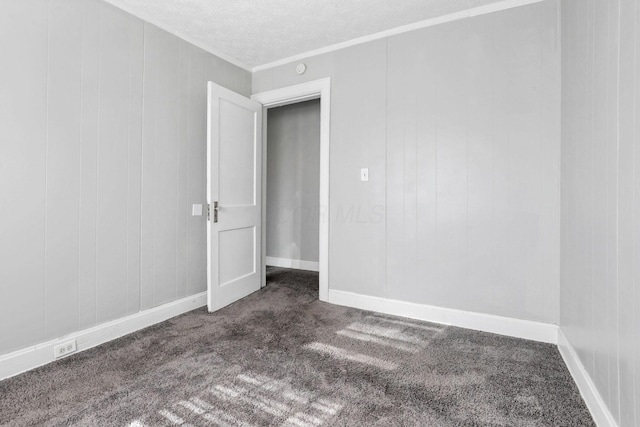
253,1,561,323
561,0,640,425
266,100,321,263
0,0,250,355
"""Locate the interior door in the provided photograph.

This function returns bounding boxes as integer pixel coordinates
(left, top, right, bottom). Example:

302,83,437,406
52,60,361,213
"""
207,82,262,312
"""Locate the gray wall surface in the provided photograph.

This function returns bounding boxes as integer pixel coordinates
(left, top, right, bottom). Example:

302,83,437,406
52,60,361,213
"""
0,0,251,355
266,100,321,263
560,0,640,425
254,1,561,324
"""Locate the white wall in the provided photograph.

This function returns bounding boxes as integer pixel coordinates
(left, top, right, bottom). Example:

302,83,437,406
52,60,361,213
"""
560,0,640,425
266,100,321,264
0,0,250,355
253,0,561,324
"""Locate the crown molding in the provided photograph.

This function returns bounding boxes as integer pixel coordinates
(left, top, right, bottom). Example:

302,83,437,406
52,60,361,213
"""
252,0,546,72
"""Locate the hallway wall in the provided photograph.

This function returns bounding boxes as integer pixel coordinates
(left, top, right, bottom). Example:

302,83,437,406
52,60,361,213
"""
266,100,321,265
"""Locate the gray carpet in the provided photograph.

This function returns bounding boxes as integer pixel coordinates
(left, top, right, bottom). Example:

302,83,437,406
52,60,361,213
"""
0,267,594,426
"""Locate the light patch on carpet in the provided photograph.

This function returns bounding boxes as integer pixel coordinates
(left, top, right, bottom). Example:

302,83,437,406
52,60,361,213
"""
178,400,205,415
189,397,213,410
202,409,249,427
158,409,184,424
366,315,444,332
237,373,264,386
346,322,423,344
130,371,343,426
332,317,445,353
310,400,339,415
303,342,398,370
282,390,310,404
337,328,420,352
283,412,323,427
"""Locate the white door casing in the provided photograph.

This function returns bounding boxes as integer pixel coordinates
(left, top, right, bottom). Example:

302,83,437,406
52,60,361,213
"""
207,82,262,312
252,78,331,302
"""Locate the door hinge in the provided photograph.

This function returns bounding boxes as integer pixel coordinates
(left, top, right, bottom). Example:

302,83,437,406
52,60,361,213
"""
207,204,211,221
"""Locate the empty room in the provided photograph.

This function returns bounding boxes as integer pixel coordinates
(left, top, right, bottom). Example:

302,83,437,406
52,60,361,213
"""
0,0,637,425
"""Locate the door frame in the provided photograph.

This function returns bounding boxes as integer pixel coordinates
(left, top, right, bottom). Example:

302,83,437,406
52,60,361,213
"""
252,78,331,302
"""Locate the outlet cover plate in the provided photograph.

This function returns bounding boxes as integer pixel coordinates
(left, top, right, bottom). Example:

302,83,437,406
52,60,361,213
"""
53,339,77,359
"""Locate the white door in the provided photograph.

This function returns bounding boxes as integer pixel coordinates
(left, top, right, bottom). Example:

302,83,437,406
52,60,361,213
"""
207,82,262,312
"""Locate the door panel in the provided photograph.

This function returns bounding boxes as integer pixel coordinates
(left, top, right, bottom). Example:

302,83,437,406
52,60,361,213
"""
219,226,256,286
219,99,257,206
207,82,262,312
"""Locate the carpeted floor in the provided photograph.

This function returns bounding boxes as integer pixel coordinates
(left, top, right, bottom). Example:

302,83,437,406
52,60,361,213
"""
0,267,594,426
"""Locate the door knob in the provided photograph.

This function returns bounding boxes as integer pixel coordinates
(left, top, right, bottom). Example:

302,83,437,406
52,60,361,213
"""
208,202,220,223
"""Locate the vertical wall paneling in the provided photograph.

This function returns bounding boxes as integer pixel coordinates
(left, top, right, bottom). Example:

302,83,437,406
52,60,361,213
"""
463,15,495,312
44,0,83,339
606,0,621,416
0,0,251,355
386,4,558,321
140,28,253,310
253,1,561,324
142,25,180,308
78,0,101,331
506,5,547,320
139,24,156,311
176,41,190,300
330,41,388,298
617,0,637,423
95,4,141,324
126,17,145,316
385,27,425,304
185,46,210,296
540,0,561,332
266,100,321,263
561,0,639,424
434,21,469,309
0,0,49,352
491,9,513,320
634,0,640,417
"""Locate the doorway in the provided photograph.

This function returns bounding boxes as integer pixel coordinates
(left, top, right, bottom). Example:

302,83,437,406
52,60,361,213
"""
265,99,321,274
252,78,331,302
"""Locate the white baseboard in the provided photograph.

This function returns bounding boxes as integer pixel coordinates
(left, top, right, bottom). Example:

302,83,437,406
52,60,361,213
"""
328,289,558,344
557,329,619,427
0,292,207,381
266,256,319,272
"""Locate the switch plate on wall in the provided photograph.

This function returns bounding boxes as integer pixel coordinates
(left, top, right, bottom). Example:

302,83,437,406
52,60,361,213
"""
192,204,203,216
360,168,369,182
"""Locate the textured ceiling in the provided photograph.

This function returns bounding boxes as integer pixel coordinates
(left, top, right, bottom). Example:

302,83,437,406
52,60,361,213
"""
103,0,507,69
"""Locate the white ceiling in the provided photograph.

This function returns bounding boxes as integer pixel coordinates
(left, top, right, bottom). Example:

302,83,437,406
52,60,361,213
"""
103,0,509,70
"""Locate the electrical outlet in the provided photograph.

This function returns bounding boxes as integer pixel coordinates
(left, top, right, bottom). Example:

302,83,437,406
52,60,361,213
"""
53,340,77,359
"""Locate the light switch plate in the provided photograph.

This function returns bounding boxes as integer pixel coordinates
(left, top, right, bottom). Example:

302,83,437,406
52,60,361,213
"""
360,168,369,182
192,204,203,216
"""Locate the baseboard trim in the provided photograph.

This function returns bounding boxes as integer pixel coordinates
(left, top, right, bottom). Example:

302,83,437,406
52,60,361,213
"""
328,289,558,344
0,292,207,381
266,256,319,272
557,329,619,427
